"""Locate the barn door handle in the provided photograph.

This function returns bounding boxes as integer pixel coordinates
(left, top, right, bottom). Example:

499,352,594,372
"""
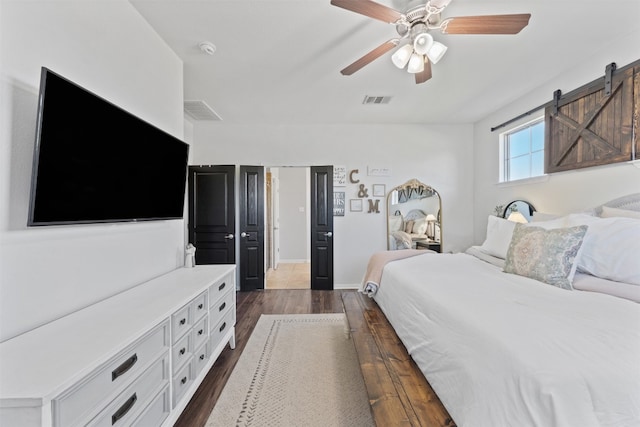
241,232,249,238
324,232,333,237
224,234,234,240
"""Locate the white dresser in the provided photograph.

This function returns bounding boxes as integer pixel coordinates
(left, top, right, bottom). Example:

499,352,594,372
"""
0,265,236,427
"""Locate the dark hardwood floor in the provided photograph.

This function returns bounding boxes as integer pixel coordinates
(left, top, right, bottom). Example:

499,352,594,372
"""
174,289,349,427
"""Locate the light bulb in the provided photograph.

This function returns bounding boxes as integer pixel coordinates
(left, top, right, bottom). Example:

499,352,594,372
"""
391,44,413,69
413,33,434,55
427,41,448,64
407,53,425,74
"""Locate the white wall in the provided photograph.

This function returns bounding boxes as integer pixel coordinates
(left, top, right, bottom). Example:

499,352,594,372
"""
191,123,474,287
472,30,640,244
277,167,309,262
0,1,185,341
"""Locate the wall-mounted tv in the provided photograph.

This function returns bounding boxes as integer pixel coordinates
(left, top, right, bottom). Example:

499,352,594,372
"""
28,68,189,226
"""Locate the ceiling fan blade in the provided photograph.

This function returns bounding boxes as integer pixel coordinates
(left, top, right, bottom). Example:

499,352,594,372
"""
330,0,403,24
340,39,398,76
415,57,432,84
441,14,531,34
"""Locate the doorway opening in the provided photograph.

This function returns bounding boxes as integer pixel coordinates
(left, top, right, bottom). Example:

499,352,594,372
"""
265,167,311,289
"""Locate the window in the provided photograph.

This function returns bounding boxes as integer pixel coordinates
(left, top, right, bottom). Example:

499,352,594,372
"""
501,118,545,182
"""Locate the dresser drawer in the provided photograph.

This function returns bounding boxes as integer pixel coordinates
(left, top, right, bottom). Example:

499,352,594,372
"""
172,332,192,372
171,304,192,344
208,271,234,307
192,315,209,351
192,292,208,322
88,354,169,427
193,341,210,378
131,385,170,427
53,322,169,427
210,309,234,351
209,289,234,331
172,361,194,408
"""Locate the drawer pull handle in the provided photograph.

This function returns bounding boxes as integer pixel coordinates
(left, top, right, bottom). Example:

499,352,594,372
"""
198,303,204,310
219,322,226,332
179,348,186,355
111,392,137,425
219,302,226,312
200,354,205,360
218,282,226,291
198,329,204,336
111,354,138,381
181,376,188,385
179,318,186,325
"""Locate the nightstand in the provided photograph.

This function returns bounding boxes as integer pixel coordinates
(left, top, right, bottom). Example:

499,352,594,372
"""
415,240,441,253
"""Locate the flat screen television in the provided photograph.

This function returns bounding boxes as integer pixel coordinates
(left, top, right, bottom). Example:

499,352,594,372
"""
28,68,189,226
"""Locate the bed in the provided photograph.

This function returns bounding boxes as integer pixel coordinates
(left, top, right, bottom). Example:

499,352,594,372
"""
363,195,640,427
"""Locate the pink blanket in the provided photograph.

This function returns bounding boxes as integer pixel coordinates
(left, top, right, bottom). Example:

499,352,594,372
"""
361,249,432,296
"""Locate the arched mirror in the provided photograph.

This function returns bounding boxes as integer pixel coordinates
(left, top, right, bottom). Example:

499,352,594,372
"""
387,179,442,252
502,200,536,223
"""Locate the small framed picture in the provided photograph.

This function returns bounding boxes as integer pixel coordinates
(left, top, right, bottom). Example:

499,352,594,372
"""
350,199,363,212
372,184,385,198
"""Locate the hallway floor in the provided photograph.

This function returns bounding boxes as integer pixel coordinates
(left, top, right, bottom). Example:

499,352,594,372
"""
266,262,310,289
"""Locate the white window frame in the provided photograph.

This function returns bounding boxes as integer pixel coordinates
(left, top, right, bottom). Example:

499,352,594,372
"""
499,116,545,183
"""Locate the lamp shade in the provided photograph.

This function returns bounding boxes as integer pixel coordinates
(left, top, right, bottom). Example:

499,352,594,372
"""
426,41,448,64
407,53,425,73
507,211,528,223
391,44,413,69
413,33,434,55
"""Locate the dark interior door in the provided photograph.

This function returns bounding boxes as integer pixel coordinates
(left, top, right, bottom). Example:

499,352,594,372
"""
239,166,264,291
188,165,235,264
310,166,334,290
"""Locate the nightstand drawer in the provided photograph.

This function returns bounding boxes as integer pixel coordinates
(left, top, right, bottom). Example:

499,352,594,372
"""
88,354,169,427
53,322,169,427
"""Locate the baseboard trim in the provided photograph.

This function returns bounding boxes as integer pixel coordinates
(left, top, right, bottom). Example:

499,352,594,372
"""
277,259,310,264
334,283,361,290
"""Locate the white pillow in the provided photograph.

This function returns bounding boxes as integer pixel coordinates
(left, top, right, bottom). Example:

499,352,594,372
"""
388,215,403,232
564,214,640,285
412,218,428,235
479,215,516,259
531,212,560,222
601,205,640,220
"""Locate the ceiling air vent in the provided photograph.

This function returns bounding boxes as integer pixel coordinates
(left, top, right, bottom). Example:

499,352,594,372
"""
362,95,392,105
184,100,222,121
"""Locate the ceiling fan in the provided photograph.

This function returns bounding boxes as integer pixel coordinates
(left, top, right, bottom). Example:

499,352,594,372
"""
331,0,531,84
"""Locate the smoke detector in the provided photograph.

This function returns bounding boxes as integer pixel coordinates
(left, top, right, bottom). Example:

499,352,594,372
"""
198,41,216,55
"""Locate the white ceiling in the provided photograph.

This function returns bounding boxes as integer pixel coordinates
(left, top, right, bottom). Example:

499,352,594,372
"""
130,0,640,125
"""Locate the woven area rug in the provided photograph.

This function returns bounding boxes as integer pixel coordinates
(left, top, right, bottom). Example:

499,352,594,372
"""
206,313,374,427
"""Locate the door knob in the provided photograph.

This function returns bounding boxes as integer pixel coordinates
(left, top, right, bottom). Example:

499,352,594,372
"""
324,231,333,237
224,234,234,240
241,232,249,238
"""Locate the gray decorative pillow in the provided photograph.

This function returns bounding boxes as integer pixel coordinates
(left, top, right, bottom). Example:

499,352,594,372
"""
504,224,588,290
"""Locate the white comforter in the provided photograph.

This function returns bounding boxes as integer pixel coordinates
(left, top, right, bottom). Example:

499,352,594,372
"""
374,253,640,427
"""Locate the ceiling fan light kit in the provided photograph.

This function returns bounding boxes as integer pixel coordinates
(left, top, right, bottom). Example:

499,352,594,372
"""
331,0,531,84
407,53,425,74
391,44,413,68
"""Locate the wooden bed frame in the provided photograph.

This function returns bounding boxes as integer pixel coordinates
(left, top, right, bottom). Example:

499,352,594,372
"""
342,291,456,427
